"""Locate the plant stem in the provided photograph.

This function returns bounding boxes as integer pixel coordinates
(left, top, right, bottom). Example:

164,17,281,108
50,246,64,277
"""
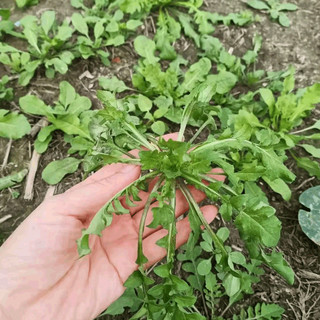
167,180,176,264
178,101,195,141
178,181,228,261
199,174,238,196
137,176,164,265
188,117,213,145
124,122,156,151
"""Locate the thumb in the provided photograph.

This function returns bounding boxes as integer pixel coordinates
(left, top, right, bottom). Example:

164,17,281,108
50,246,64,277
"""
48,164,141,222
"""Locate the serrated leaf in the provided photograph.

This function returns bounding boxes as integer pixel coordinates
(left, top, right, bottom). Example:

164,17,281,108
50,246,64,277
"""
42,157,81,184
263,177,292,201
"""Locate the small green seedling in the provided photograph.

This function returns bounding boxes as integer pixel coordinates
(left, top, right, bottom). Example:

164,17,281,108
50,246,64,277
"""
247,0,298,27
299,186,320,246
19,81,94,157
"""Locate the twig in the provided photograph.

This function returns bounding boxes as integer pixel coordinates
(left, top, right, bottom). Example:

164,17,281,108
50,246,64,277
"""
293,177,315,191
1,139,12,170
45,185,56,199
29,118,49,138
24,149,41,200
0,214,12,224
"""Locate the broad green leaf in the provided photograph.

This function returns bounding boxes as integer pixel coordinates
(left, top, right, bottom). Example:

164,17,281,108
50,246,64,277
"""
299,186,320,246
263,177,292,201
278,3,298,11
134,36,158,64
71,13,89,37
24,27,41,53
261,250,295,284
94,20,104,40
0,110,31,139
247,0,269,10
223,273,241,297
235,205,281,247
0,43,21,53
151,121,166,135
59,81,76,107
99,76,128,93
138,94,152,112
278,13,291,27
42,157,81,184
68,96,92,115
260,88,275,111
19,95,51,116
0,169,28,191
197,258,212,276
295,157,320,179
41,11,55,35
214,70,238,94
300,144,320,158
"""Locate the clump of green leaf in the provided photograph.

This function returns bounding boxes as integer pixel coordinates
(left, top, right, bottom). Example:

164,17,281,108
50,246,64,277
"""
299,185,320,246
247,0,298,27
0,11,74,85
71,0,143,64
19,81,94,157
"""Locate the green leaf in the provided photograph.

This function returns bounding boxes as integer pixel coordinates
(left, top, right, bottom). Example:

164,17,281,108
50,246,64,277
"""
19,95,51,116
94,20,104,40
197,258,212,276
0,169,28,191
278,13,291,27
278,3,298,11
151,121,166,135
71,13,89,37
263,177,292,201
41,11,55,35
138,94,152,112
261,250,295,284
247,0,270,10
134,36,159,64
223,273,241,297
42,157,81,184
299,186,320,246
59,81,76,107
260,88,275,111
0,110,31,139
214,70,238,94
300,144,320,158
235,205,281,247
295,157,320,179
99,76,128,93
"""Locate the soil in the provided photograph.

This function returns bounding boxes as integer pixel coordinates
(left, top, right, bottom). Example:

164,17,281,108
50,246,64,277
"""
0,0,319,319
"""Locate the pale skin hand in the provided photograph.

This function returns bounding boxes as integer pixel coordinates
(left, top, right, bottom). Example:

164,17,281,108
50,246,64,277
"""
0,149,224,320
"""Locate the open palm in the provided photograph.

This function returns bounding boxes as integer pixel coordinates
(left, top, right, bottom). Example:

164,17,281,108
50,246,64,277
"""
0,159,223,320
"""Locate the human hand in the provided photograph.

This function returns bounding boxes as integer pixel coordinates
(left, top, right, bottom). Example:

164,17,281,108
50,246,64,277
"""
0,135,224,320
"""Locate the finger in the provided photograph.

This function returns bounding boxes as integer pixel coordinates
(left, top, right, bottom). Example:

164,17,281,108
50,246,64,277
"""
132,168,225,236
50,164,141,222
143,205,218,268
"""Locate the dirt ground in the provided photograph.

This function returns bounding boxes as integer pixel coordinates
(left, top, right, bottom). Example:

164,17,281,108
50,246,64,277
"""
0,0,319,319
